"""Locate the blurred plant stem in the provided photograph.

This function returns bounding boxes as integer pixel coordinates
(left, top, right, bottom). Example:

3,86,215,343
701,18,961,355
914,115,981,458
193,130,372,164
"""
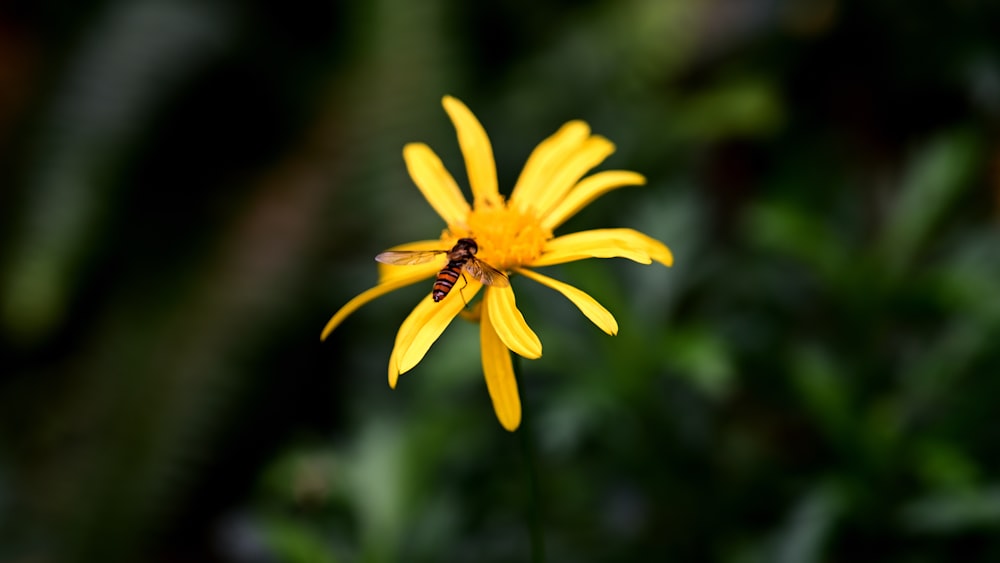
514,357,546,563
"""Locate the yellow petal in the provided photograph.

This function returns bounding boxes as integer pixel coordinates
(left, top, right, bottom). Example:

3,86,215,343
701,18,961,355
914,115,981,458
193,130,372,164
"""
388,344,401,388
532,135,616,218
515,268,619,335
480,302,522,431
321,268,435,341
532,228,674,267
485,285,542,359
392,279,482,375
510,120,590,211
531,241,652,266
403,142,471,226
377,239,446,283
442,96,500,208
542,171,647,231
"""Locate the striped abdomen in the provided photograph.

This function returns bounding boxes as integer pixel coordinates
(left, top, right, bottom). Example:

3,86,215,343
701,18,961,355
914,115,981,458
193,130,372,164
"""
432,260,466,302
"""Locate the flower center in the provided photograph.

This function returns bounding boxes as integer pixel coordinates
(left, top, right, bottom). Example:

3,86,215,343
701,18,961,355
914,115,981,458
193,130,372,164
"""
443,199,552,271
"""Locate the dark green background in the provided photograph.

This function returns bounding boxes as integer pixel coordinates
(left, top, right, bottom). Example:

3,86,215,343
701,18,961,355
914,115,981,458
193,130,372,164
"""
3,1,1000,561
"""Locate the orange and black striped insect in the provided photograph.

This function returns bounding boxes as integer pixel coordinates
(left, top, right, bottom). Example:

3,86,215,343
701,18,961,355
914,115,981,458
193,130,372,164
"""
375,238,509,302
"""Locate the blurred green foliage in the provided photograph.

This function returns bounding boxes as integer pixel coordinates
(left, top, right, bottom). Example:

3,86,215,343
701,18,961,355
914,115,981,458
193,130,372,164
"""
2,0,1000,562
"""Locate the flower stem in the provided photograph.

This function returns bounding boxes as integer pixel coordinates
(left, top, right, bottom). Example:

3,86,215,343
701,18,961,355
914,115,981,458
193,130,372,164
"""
513,356,546,563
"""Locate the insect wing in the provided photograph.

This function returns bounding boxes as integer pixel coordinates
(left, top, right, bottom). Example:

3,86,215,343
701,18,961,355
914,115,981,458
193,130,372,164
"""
374,250,445,266
464,258,510,287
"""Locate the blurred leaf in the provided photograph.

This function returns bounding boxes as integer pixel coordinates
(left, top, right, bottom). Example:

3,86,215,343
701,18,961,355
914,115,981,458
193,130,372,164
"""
744,200,849,285
861,398,906,471
927,230,1000,322
770,484,842,563
913,440,980,493
1,0,232,342
788,344,851,442
343,419,410,562
262,515,340,563
877,129,983,281
901,486,1000,533
669,76,784,141
898,318,991,430
624,187,705,320
661,325,735,399
738,483,842,563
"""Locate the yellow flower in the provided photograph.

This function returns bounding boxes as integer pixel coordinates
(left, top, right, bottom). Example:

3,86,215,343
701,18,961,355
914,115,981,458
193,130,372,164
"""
322,96,672,431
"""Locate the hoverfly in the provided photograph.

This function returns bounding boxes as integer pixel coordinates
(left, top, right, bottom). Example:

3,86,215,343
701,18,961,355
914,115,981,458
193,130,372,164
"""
375,238,509,302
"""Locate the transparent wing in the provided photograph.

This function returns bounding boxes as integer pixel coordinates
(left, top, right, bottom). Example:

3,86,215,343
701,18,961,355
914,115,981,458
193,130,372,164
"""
464,258,510,287
374,250,446,266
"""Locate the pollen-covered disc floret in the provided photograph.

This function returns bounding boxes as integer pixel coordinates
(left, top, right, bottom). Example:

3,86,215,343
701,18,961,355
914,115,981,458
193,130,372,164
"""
442,199,552,271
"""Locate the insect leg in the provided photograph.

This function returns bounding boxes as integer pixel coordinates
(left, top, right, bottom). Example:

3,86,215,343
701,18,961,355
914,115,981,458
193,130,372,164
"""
458,273,470,307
